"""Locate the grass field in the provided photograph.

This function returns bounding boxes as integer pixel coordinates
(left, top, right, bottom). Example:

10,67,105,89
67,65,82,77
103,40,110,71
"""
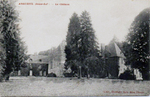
0,76,150,96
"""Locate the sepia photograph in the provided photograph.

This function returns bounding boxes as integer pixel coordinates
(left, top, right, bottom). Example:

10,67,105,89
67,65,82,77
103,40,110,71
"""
0,0,150,96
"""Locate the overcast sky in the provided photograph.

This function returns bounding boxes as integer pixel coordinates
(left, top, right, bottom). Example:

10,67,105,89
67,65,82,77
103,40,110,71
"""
15,0,150,54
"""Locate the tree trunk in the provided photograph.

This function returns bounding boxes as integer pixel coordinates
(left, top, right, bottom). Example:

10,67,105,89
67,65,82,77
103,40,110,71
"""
78,67,80,79
0,75,3,82
78,66,82,79
87,68,89,79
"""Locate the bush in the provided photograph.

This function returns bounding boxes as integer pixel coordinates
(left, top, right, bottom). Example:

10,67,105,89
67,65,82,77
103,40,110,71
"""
21,67,30,76
10,71,18,76
119,70,136,80
0,74,3,82
47,73,57,77
63,73,74,77
0,65,4,82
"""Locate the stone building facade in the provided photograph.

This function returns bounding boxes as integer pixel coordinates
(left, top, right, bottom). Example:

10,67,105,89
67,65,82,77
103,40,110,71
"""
48,40,66,77
101,39,127,78
11,55,49,76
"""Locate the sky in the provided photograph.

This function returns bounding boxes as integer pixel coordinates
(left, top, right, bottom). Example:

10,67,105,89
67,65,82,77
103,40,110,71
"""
15,0,150,54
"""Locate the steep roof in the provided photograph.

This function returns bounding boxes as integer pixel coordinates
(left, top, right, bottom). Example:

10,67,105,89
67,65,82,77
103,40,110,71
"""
27,55,49,64
106,41,125,58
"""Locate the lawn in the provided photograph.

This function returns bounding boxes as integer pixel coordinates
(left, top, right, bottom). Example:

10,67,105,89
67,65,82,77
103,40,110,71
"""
0,76,150,96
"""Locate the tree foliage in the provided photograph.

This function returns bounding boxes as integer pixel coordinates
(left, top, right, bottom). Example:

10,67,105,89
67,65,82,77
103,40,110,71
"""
65,11,103,78
0,33,5,81
79,11,100,60
84,56,104,77
64,13,81,76
0,0,28,80
79,11,102,77
122,8,150,80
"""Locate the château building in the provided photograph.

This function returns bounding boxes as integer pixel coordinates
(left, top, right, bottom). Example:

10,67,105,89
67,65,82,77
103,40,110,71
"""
100,37,127,78
11,40,66,77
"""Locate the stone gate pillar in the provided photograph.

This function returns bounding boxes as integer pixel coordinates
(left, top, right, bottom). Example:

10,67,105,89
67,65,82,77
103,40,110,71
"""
29,70,33,76
18,70,21,76
29,63,33,76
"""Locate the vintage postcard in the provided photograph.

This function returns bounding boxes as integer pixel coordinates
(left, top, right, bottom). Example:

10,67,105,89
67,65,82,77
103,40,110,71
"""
0,0,150,96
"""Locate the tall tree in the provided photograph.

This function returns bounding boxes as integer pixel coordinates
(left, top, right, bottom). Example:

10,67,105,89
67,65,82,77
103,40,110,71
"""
0,2,5,81
0,0,28,80
0,31,6,81
64,13,81,76
65,11,103,78
79,11,101,77
123,8,150,80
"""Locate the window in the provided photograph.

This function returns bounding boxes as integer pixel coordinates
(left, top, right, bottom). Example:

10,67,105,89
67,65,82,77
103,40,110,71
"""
39,59,42,62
